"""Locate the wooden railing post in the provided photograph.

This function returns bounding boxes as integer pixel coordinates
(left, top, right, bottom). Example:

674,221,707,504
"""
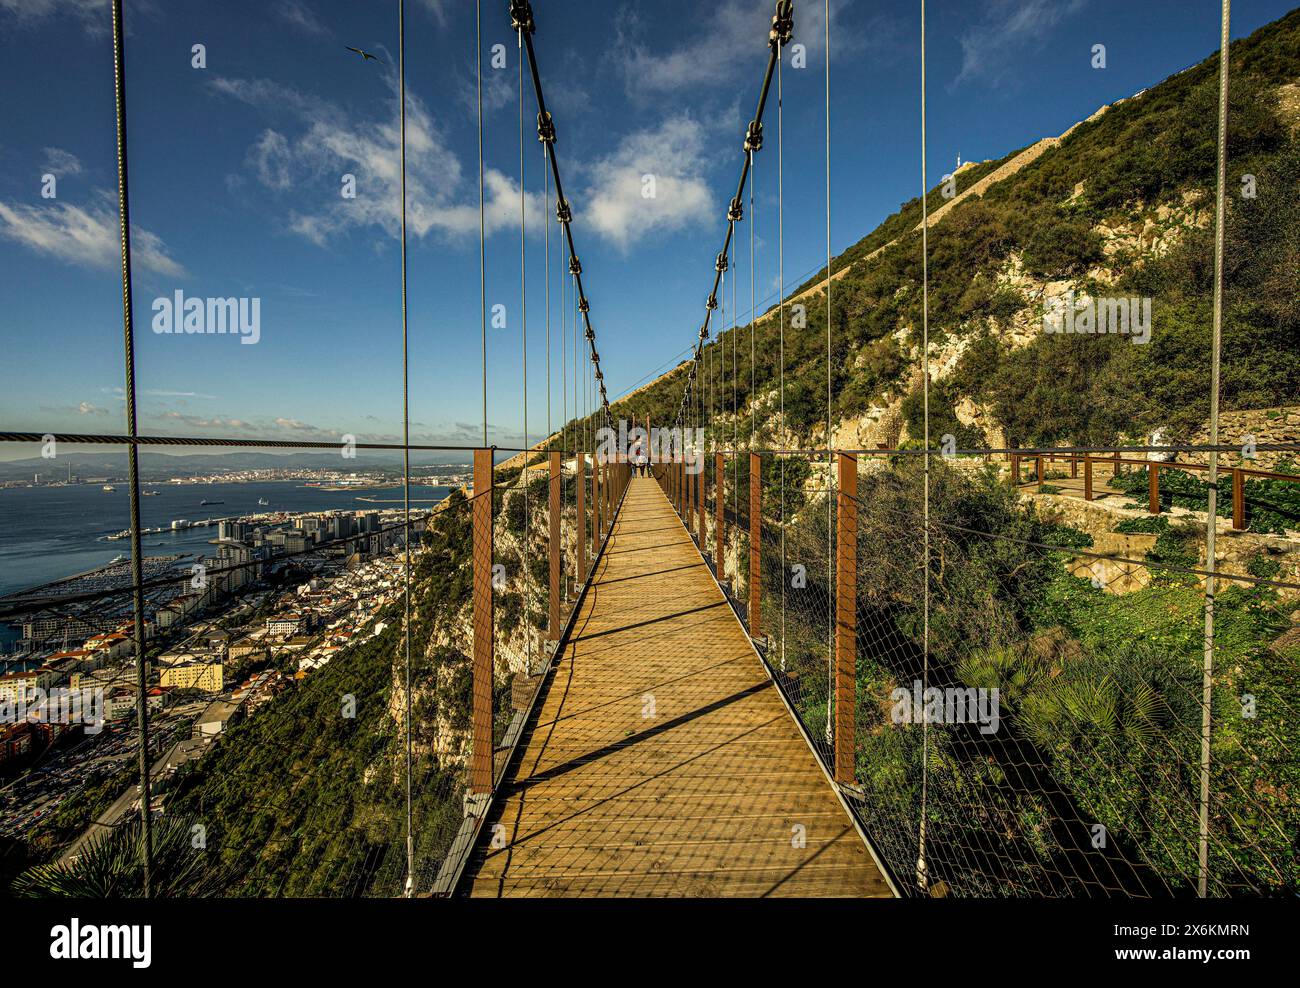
749,452,761,637
1084,453,1093,501
715,452,725,576
1071,452,1078,479
593,455,603,547
1148,462,1160,514
1036,455,1045,493
1010,452,1020,488
471,448,494,794
696,453,704,541
1232,468,1245,530
548,451,561,640
576,452,587,583
834,452,857,784
687,459,695,537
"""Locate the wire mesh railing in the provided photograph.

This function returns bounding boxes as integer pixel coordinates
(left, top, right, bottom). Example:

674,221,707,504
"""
655,441,1300,898
0,439,628,898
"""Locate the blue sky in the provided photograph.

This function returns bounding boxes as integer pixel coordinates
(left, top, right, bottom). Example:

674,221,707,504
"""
0,0,1294,460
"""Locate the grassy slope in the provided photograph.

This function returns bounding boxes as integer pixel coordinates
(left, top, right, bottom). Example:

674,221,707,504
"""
585,9,1300,448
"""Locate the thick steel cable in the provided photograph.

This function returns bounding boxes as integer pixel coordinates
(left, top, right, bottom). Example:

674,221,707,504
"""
1199,0,1231,899
918,0,932,896
516,8,612,427
671,5,786,436
109,0,152,898
397,0,414,897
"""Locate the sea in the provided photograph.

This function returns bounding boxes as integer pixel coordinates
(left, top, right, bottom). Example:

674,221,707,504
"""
0,480,450,600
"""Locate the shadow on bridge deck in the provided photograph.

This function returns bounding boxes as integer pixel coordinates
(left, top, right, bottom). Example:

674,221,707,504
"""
465,476,892,897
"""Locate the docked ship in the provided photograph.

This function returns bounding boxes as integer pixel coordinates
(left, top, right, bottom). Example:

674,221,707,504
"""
199,499,224,506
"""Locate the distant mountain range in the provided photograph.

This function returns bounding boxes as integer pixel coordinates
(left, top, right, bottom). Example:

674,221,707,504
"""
0,449,472,482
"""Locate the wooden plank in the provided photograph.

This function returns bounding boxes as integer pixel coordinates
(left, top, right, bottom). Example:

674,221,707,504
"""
464,473,890,897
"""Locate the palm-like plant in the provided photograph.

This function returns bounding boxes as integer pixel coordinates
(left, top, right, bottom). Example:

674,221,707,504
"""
11,812,228,898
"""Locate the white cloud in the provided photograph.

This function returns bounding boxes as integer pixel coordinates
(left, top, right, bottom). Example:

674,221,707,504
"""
416,0,449,26
583,116,713,251
0,0,111,33
273,0,329,37
42,147,83,176
76,401,105,416
211,74,544,246
616,0,856,98
248,130,293,191
956,0,1088,86
0,0,160,34
0,192,185,277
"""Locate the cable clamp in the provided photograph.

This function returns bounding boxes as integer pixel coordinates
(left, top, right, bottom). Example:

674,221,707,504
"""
536,111,556,144
509,0,535,35
706,293,718,311
715,252,729,274
769,1,793,49
568,255,582,276
728,196,744,222
744,120,764,153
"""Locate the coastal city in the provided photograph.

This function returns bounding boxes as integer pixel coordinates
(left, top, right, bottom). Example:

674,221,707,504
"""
0,488,449,868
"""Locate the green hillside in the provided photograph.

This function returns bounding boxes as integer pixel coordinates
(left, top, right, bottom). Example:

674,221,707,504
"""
598,9,1300,449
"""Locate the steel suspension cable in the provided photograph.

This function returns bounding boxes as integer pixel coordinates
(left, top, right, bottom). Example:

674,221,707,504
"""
732,211,739,519
517,19,532,674
478,0,487,446
778,43,786,674
918,0,932,896
561,199,567,454
824,0,834,747
1199,0,1231,900
545,142,551,445
670,2,791,437
512,1,612,429
109,0,152,898
397,0,414,897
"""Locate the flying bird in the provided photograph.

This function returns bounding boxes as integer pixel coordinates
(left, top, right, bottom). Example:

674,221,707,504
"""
345,46,383,64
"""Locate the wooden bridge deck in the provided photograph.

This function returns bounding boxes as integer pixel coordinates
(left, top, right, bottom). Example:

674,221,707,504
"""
466,476,891,898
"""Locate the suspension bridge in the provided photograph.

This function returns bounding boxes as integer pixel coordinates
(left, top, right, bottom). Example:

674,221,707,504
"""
458,474,892,897
3,0,1296,903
